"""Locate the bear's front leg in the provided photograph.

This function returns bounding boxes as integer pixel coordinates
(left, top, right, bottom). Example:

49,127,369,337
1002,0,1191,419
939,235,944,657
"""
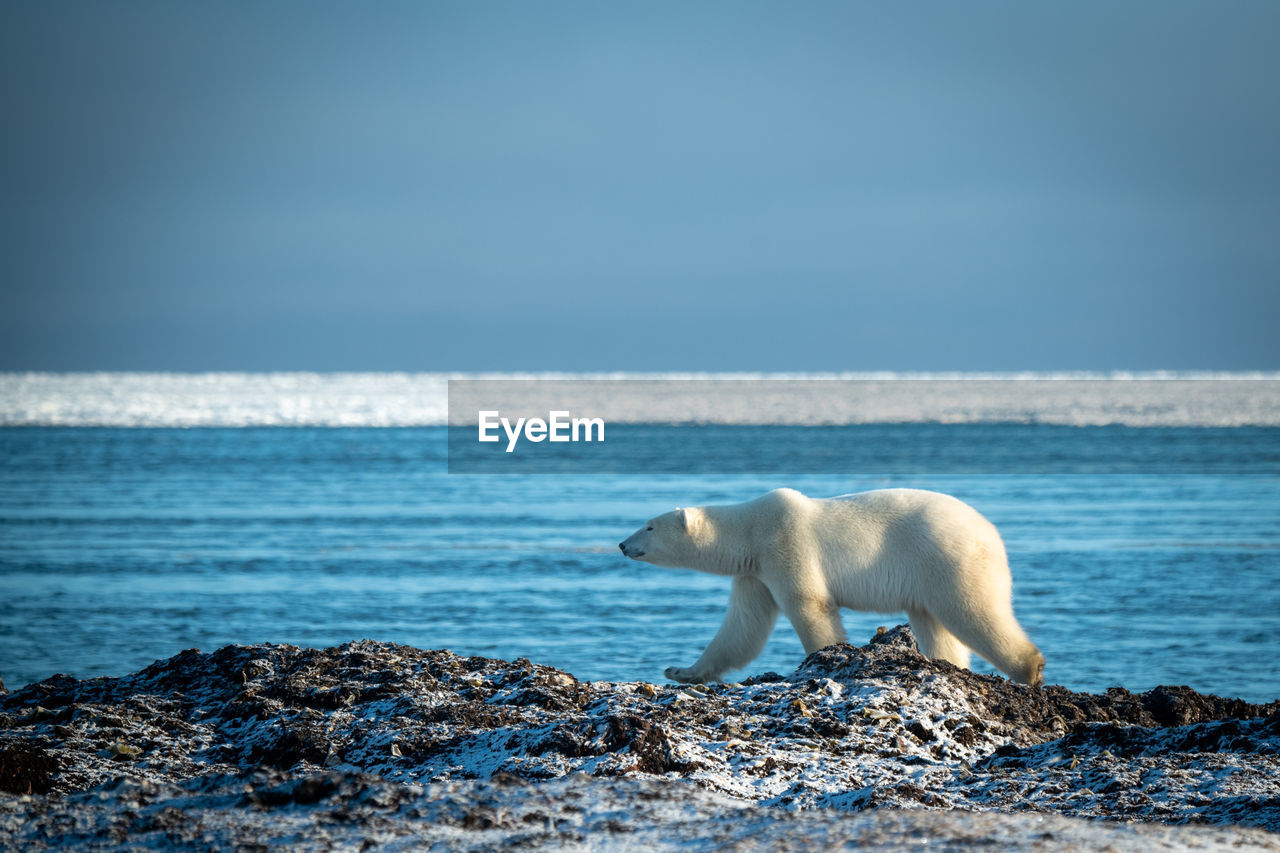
663,665,706,684
665,576,778,683
773,576,847,655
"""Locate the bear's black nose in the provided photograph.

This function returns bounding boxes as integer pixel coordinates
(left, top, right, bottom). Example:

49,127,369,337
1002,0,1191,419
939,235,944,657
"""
618,542,626,552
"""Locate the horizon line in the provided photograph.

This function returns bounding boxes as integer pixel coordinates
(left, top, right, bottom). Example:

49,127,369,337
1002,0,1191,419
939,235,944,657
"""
4,369,1280,381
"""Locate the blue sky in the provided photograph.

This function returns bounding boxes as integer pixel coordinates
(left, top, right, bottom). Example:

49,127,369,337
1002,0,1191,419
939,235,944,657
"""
2,1,1277,371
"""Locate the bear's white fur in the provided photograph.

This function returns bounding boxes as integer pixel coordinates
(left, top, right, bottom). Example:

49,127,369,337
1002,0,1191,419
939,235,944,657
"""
619,488,1044,686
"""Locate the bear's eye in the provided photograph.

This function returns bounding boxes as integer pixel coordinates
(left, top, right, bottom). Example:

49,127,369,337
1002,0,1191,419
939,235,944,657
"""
646,525,654,531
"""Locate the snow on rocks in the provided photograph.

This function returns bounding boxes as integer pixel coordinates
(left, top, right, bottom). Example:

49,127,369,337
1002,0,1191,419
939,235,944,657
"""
2,626,1278,850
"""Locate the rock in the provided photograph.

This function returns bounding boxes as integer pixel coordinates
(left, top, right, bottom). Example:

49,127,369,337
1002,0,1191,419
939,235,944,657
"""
0,742,60,795
0,629,1278,850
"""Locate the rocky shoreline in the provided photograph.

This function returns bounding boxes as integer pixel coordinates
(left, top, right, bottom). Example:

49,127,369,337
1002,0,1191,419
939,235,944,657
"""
2,626,1278,850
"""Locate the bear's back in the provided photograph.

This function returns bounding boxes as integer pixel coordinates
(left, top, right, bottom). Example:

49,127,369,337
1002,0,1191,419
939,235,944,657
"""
817,488,998,545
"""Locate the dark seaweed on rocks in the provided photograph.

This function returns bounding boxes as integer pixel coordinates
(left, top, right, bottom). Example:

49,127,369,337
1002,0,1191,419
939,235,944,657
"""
2,626,1279,850
807,625,1279,744
0,741,60,795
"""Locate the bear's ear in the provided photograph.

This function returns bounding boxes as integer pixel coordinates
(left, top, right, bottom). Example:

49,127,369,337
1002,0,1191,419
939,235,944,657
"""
677,507,701,534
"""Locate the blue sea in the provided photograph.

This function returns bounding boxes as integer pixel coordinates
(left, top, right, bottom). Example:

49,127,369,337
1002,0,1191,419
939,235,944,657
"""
2,374,1279,703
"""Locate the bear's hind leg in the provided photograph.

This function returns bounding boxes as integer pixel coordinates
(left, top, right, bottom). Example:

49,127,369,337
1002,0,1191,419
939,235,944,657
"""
908,608,971,670
929,597,1044,686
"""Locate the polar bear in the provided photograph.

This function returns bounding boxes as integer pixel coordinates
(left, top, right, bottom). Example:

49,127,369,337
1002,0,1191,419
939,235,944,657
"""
619,488,1044,686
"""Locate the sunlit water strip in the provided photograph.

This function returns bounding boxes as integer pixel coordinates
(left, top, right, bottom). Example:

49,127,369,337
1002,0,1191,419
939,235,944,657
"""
3,372,1280,427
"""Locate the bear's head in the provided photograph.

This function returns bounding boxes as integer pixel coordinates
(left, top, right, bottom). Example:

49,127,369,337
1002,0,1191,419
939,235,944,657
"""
619,507,707,568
